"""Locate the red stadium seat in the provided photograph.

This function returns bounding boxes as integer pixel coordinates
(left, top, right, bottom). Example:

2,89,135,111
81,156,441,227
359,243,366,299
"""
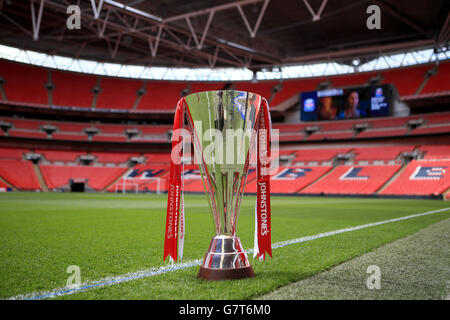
356,128,409,138
138,81,185,110
8,130,48,139
352,146,415,161
96,77,142,110
40,164,127,191
36,149,84,162
301,165,401,195
421,61,450,94
293,148,350,163
246,166,332,193
52,70,96,108
0,147,27,160
410,125,450,136
52,133,88,141
379,160,449,196
382,64,430,96
0,160,41,190
91,152,139,163
0,60,47,105
418,145,450,159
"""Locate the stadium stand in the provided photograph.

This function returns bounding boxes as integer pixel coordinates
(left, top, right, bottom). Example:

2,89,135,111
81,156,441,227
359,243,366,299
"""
301,165,402,195
91,152,139,163
107,164,168,193
37,149,84,162
0,59,449,197
138,81,186,110
379,160,449,196
40,164,127,191
0,147,26,160
144,153,173,164
421,61,450,94
0,160,41,190
182,165,206,193
352,146,415,162
95,77,142,110
1,59,449,112
292,148,350,163
419,145,450,159
410,124,450,136
0,60,48,105
306,131,354,141
7,130,47,139
246,166,332,194
51,133,88,141
381,64,431,96
52,70,96,108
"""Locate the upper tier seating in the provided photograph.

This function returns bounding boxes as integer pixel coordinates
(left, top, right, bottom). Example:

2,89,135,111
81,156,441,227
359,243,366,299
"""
52,70,96,108
0,60,47,105
301,165,401,195
421,61,450,94
138,81,186,110
96,77,142,110
381,64,431,96
1,59,449,112
0,159,41,190
379,160,449,196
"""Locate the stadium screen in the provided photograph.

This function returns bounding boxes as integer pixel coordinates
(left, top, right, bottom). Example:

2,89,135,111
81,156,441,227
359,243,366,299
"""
300,85,393,121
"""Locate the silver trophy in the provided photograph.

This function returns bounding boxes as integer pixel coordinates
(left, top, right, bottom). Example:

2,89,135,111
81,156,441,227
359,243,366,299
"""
184,90,265,280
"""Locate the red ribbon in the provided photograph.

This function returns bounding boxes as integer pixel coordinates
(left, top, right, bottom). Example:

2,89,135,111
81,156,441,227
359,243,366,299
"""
163,98,185,262
255,99,272,260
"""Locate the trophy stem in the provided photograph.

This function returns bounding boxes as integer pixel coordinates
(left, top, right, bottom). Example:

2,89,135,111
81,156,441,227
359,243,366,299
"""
197,235,254,281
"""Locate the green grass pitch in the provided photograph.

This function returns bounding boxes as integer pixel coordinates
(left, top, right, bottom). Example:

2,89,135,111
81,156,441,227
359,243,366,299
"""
0,192,448,299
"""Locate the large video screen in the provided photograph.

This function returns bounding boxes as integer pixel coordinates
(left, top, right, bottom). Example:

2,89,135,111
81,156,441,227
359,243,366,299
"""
300,85,393,122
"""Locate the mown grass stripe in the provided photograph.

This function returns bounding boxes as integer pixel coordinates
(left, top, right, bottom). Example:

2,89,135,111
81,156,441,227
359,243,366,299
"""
8,206,449,300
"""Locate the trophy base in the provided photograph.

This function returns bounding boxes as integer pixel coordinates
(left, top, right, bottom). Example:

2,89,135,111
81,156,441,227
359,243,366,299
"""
198,265,254,281
197,235,255,281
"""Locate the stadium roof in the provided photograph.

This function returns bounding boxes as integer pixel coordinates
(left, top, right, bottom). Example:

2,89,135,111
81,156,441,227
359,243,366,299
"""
0,0,448,71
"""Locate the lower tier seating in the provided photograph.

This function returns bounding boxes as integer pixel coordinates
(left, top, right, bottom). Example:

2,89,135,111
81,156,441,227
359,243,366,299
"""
0,144,448,197
40,165,127,191
301,165,402,195
0,160,41,190
107,165,169,193
419,145,450,159
245,166,332,193
379,160,449,196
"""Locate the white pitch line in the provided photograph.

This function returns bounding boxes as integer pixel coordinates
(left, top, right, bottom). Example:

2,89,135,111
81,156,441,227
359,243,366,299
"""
7,206,450,300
